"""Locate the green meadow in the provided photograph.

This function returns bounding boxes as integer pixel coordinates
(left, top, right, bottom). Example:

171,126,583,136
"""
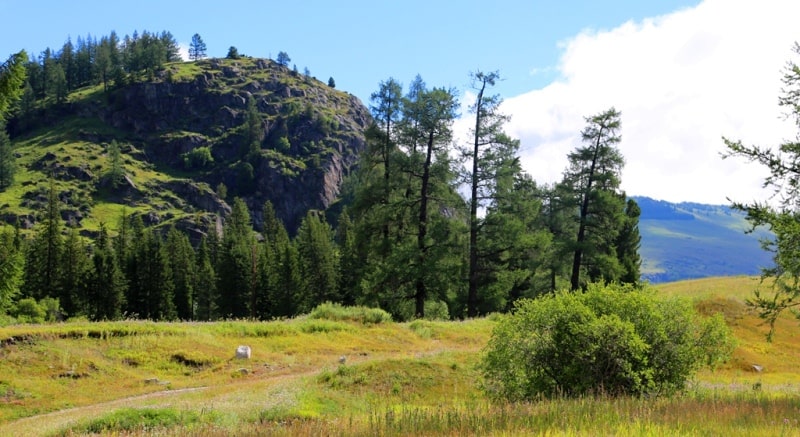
1,276,800,436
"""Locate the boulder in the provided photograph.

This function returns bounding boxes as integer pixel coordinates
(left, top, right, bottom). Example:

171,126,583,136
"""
236,345,251,359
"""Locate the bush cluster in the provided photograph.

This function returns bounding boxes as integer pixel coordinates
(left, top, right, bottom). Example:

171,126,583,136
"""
481,283,734,399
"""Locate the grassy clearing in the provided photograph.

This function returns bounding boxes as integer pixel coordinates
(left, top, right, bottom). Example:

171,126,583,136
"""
2,277,800,435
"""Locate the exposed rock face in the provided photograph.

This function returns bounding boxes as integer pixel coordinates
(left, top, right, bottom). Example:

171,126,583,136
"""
89,58,370,233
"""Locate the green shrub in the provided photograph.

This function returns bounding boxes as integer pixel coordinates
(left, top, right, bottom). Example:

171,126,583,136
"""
182,146,214,169
308,302,392,324
481,283,735,400
59,407,200,435
13,297,46,324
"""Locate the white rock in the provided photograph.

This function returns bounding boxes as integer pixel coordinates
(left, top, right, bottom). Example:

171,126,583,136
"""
236,345,252,359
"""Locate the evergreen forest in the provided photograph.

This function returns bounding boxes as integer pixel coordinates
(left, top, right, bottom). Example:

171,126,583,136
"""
0,30,642,322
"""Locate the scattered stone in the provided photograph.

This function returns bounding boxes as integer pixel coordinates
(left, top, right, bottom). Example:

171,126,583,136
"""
236,345,251,359
752,364,764,373
237,368,250,375
144,377,160,384
338,355,346,365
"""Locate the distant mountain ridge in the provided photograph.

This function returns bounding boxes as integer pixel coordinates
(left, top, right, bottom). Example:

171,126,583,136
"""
633,196,773,283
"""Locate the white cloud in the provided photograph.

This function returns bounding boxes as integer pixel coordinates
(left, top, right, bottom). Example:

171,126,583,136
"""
177,43,190,62
502,0,800,205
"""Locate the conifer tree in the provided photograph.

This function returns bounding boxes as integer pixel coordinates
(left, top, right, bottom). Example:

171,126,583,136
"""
0,50,27,120
262,201,301,317
189,34,207,61
22,179,63,300
405,85,459,317
562,108,628,290
0,120,16,190
460,71,523,317
165,227,195,320
194,236,218,321
335,209,359,306
59,228,88,317
296,210,340,312
0,227,23,314
217,198,256,318
84,224,126,320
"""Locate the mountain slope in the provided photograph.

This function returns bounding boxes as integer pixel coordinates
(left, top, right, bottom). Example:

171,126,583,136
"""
635,196,773,282
5,57,370,237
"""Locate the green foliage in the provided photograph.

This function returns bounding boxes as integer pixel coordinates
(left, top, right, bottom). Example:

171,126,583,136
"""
327,76,336,88
189,34,207,61
276,51,291,67
61,407,201,435
106,140,125,187
181,146,214,169
481,283,735,400
0,50,27,120
723,43,800,339
0,227,23,313
296,211,340,313
0,121,16,189
307,302,392,324
12,297,46,323
226,46,240,60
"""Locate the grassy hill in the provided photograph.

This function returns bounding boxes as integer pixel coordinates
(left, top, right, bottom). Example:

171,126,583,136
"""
1,277,800,436
635,196,773,283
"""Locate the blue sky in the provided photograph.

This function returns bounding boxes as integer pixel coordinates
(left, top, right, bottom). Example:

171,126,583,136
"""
1,0,698,104
2,0,799,204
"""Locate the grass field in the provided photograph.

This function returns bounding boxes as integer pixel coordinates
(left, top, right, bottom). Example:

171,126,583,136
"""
1,277,800,436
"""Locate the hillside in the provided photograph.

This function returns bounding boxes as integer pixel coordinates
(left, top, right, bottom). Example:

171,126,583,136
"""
5,57,370,236
635,196,773,283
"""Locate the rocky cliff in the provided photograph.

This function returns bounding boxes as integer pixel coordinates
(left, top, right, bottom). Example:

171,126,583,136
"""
7,57,371,236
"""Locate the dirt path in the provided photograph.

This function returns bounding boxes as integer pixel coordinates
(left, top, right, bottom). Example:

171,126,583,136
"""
0,353,395,436
1,365,329,436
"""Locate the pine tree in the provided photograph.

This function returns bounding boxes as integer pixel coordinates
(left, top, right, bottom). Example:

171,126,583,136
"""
59,228,88,317
262,201,300,317
0,227,23,314
0,50,28,120
194,236,218,320
189,34,206,61
296,210,340,312
84,224,126,320
335,209,359,305
106,140,125,188
165,227,195,320
0,120,16,189
216,198,256,318
22,179,63,300
244,96,264,159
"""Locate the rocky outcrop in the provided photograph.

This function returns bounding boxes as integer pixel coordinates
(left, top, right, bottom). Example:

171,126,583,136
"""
88,58,370,234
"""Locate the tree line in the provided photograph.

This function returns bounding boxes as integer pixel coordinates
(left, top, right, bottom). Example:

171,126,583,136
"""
0,64,641,322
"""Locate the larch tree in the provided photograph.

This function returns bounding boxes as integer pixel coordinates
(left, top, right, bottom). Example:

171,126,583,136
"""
722,42,800,338
404,85,460,318
460,71,522,317
0,50,27,120
562,108,626,291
